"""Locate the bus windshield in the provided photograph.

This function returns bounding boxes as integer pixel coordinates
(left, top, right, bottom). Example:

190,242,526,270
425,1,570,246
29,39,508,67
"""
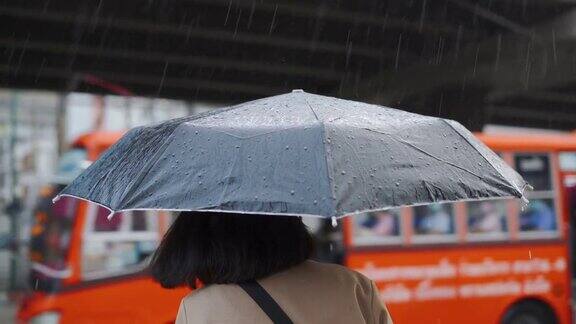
29,185,77,292
29,148,89,291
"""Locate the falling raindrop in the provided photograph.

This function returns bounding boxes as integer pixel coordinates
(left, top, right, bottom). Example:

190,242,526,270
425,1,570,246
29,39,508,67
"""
156,62,169,96
268,4,278,35
552,30,557,64
394,34,403,71
472,45,480,77
494,34,502,72
247,1,255,29
233,9,242,37
224,0,232,26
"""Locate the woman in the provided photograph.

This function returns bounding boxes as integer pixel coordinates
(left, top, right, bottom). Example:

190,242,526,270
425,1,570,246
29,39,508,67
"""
150,211,392,324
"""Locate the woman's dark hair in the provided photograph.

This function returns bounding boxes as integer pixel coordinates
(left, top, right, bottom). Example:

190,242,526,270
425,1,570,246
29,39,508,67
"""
149,211,314,289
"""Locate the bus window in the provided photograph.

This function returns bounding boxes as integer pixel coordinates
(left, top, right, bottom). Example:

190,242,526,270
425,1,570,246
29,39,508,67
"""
351,209,402,246
82,205,160,280
413,203,456,242
93,206,122,232
515,153,552,191
559,152,576,171
514,153,558,238
466,200,508,240
132,211,149,231
518,199,557,232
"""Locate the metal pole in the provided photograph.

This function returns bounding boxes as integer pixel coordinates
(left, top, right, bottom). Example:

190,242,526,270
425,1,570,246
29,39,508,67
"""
8,91,18,291
56,93,67,155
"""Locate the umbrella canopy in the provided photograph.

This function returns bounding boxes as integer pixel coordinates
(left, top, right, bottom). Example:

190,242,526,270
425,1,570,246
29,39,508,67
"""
55,90,530,220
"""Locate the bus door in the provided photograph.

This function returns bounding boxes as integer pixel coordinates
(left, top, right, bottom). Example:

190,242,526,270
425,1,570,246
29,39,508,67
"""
81,204,163,281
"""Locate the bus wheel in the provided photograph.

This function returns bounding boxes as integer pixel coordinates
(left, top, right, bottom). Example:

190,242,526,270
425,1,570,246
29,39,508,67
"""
501,300,557,324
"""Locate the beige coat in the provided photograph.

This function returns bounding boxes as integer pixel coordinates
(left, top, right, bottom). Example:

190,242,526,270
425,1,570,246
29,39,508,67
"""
176,260,392,324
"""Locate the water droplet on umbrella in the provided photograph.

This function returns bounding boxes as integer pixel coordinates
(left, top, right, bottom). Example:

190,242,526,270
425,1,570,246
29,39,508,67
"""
331,217,338,227
341,171,346,175
395,182,400,186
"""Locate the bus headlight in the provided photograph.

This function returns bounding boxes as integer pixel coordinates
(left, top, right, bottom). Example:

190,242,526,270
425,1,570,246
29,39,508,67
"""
29,311,60,324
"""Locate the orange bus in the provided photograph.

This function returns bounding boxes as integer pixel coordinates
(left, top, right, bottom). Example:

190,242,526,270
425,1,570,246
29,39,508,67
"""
344,132,576,324
18,130,576,324
17,132,188,324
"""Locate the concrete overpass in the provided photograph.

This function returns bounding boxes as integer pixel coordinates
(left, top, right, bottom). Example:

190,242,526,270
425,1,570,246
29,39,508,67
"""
2,0,576,130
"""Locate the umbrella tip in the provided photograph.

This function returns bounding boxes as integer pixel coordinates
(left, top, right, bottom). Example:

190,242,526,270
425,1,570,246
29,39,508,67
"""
331,216,338,227
52,196,60,204
291,89,304,93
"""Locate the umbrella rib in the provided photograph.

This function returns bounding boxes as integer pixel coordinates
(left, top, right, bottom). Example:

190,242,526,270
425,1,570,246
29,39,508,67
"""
364,128,483,179
120,102,259,207
82,127,145,206
198,126,314,139
305,98,338,216
305,100,321,122
441,120,526,197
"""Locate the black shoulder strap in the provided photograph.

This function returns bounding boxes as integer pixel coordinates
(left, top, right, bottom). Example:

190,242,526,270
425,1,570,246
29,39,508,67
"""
238,281,294,324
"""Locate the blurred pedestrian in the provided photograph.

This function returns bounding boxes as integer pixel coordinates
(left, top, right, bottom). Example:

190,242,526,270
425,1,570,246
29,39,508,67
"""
149,211,392,324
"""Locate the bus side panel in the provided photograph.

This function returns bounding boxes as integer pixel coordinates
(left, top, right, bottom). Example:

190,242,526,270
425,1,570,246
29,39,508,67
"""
20,276,189,324
346,243,570,324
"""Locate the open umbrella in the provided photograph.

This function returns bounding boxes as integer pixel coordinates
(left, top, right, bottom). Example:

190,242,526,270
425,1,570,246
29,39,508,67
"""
55,90,530,223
